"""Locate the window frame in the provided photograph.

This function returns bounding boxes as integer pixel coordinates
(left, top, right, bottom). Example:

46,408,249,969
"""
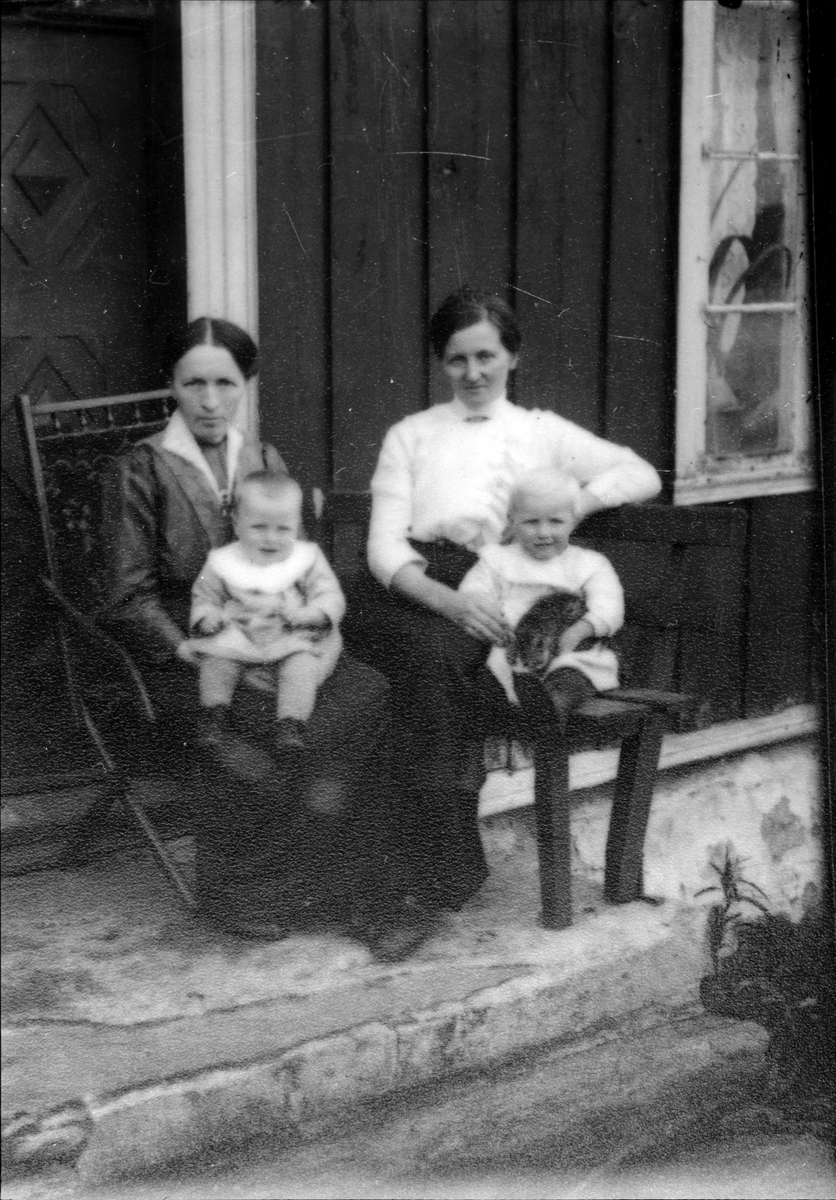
674,0,813,506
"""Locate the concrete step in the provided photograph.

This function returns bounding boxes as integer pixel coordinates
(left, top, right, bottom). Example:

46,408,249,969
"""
2,814,712,1189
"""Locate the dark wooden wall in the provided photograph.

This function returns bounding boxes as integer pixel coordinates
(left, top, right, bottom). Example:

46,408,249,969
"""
255,0,817,730
255,0,681,491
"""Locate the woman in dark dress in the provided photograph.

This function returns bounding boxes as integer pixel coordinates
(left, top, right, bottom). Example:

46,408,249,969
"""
100,316,430,960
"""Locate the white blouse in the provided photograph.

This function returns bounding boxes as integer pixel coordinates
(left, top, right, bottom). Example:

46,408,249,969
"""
368,395,661,587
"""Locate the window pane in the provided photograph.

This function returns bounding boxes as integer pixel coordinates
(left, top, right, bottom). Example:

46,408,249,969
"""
706,2,806,461
708,309,798,456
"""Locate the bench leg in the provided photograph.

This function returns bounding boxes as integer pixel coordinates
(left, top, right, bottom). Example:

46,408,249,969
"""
604,712,667,904
533,735,573,930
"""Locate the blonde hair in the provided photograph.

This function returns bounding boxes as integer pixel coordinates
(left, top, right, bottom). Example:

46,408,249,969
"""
508,468,583,520
234,470,302,513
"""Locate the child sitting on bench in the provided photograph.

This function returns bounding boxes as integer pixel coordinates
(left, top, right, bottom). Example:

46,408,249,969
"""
459,467,624,720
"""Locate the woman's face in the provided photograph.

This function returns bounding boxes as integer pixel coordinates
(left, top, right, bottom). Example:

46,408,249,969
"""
441,319,518,410
171,344,247,445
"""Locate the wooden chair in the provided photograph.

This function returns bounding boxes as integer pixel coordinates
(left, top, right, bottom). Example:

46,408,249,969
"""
15,389,197,910
315,492,747,930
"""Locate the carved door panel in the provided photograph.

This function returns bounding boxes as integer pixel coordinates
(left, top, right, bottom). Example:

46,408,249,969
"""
2,22,151,410
1,20,157,787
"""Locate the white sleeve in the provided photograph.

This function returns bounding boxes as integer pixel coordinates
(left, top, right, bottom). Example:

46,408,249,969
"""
540,412,662,509
367,422,426,587
300,547,347,627
580,552,625,638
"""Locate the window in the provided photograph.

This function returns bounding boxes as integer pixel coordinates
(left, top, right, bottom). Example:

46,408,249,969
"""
675,0,812,504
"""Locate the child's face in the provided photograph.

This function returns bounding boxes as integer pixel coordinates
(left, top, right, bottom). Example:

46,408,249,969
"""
234,489,299,564
510,493,577,560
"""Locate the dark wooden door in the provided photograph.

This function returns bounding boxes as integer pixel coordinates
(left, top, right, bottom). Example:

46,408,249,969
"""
1,24,152,408
1,9,184,790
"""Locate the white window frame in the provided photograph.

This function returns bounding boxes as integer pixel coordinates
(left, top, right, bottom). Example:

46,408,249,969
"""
674,0,813,505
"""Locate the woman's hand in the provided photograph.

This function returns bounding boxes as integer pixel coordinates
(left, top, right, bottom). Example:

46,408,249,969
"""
193,614,227,637
390,562,509,644
575,487,606,523
443,591,510,645
175,640,202,666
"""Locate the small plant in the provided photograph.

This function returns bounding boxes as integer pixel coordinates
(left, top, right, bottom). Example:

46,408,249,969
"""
697,844,835,1116
696,843,771,974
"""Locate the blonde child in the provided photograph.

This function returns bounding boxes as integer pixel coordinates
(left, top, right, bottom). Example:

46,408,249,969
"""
459,467,624,719
181,471,344,753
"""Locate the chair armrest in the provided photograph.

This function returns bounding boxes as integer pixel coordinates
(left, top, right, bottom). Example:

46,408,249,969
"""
605,686,692,714
40,575,156,724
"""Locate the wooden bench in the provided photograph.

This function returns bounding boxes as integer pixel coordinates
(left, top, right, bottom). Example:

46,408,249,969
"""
16,387,747,927
315,492,747,928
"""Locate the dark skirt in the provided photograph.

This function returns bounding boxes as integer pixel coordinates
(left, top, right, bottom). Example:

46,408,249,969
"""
138,650,409,924
342,541,516,911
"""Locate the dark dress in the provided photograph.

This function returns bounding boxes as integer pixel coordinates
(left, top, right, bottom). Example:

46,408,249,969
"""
343,541,516,911
100,425,408,927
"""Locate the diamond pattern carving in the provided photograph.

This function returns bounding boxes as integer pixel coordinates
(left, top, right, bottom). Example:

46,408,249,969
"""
1,336,106,414
14,172,70,216
2,87,100,269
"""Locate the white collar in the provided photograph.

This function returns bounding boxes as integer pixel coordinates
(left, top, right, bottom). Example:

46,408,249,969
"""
449,393,511,422
161,410,244,499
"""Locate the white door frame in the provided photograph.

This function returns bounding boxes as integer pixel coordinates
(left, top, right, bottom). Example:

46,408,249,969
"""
180,0,258,433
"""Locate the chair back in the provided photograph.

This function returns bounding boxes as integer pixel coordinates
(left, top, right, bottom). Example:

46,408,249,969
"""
16,390,176,611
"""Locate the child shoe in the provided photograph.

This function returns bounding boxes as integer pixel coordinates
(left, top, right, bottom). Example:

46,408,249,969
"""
274,717,307,756
197,706,275,782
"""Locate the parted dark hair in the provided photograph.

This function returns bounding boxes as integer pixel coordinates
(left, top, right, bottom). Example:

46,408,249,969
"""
162,317,259,381
428,286,522,359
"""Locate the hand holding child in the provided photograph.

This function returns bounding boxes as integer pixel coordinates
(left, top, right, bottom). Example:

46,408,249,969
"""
176,639,202,666
445,591,510,646
192,613,228,637
177,612,228,666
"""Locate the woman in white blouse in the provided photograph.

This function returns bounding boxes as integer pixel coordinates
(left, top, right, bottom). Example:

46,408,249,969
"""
346,286,662,912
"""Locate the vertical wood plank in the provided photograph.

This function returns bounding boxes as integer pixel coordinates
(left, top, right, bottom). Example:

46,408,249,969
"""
426,0,515,406
605,0,680,476
255,1,330,488
676,542,747,728
534,739,573,929
147,0,187,354
329,0,427,492
515,0,610,431
743,493,817,716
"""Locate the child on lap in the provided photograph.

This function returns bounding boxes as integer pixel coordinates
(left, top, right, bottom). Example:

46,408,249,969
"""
459,468,624,720
182,471,344,753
